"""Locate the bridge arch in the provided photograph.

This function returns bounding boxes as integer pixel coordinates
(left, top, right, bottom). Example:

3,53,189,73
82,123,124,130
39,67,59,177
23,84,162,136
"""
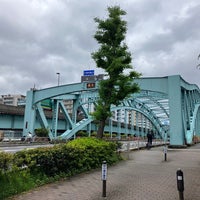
23,75,200,146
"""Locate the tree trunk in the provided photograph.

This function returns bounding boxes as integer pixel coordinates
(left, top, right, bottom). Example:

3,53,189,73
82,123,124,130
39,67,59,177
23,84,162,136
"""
97,120,106,138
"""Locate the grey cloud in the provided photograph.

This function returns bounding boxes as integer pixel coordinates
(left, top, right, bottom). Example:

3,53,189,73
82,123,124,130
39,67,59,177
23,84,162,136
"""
126,0,162,27
0,0,200,95
137,3,200,54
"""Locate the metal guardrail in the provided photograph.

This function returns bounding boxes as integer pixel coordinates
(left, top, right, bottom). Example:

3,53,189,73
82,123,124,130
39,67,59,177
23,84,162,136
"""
120,140,167,151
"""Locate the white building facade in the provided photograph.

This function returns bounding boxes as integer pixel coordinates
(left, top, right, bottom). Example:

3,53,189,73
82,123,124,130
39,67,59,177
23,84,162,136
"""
0,94,26,106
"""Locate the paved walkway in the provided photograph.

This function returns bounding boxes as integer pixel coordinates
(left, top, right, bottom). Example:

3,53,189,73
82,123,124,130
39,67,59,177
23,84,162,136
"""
10,144,200,200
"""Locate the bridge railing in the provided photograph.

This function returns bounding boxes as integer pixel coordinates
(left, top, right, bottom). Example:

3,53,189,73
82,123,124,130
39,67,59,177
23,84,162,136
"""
120,139,167,151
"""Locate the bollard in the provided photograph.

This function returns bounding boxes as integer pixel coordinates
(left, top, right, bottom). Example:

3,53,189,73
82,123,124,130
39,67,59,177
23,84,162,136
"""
102,161,107,197
127,142,130,152
127,142,130,160
137,139,139,150
163,145,167,161
176,169,184,200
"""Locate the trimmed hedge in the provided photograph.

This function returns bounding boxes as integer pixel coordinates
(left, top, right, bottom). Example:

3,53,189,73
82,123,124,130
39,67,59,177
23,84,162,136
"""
14,137,121,176
0,138,121,199
0,152,13,173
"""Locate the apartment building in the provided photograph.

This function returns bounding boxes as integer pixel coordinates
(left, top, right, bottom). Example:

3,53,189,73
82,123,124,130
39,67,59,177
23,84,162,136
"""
0,94,26,106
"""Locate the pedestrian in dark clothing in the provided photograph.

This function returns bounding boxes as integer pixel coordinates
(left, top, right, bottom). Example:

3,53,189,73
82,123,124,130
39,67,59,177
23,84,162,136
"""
147,133,153,149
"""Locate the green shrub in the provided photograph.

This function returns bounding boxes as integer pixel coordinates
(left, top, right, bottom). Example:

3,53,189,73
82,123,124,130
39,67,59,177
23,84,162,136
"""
91,131,97,137
111,133,117,137
13,137,121,176
76,131,88,137
35,128,49,137
1,137,122,199
103,133,110,138
67,137,120,167
0,152,13,173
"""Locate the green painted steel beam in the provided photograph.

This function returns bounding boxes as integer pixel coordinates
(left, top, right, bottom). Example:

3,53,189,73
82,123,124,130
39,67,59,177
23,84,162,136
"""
20,75,200,145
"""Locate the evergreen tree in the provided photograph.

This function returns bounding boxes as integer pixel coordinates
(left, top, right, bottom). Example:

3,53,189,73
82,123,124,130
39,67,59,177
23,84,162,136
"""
92,6,141,138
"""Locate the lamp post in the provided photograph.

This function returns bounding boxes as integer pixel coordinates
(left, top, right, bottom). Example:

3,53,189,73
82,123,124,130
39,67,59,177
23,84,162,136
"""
56,72,60,86
197,54,200,69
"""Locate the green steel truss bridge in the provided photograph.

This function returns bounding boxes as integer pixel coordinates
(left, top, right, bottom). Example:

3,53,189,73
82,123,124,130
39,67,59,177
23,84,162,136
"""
22,75,200,146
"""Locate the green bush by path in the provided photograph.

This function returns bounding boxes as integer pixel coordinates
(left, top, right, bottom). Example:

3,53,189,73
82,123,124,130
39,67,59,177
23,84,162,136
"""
0,137,122,199
67,137,120,170
0,152,13,173
13,137,121,176
35,127,49,137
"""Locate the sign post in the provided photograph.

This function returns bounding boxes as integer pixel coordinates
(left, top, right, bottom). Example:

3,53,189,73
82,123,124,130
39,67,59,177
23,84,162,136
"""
102,161,107,197
176,169,184,200
163,145,168,161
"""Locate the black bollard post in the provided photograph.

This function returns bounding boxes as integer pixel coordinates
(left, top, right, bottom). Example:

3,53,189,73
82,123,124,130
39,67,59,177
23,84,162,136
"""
127,142,130,160
176,169,184,200
102,161,107,197
163,145,167,161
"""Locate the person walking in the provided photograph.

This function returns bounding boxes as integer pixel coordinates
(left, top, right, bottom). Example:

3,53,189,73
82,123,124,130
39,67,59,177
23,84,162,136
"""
147,132,153,149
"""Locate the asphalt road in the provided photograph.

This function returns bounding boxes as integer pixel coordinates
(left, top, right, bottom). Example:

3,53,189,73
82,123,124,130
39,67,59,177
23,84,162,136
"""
0,144,53,153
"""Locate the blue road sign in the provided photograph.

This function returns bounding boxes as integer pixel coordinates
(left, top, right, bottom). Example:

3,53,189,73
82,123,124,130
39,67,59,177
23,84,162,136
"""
83,70,94,76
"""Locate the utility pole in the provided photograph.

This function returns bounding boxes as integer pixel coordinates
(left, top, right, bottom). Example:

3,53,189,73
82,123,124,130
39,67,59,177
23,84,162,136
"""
56,72,60,86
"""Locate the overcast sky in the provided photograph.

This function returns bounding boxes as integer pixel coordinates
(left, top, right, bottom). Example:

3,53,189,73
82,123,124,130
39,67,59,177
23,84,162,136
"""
0,0,200,95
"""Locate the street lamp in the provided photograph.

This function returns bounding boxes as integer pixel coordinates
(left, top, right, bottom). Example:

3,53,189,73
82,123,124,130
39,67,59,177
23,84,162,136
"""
56,72,60,86
197,54,200,69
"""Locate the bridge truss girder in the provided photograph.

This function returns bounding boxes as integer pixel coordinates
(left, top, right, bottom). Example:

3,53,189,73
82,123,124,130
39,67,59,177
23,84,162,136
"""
136,75,200,146
23,83,94,140
23,75,200,146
